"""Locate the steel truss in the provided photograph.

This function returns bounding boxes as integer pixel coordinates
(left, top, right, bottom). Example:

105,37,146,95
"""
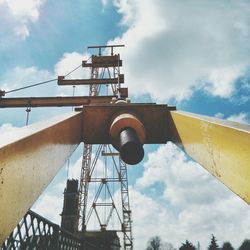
77,46,133,249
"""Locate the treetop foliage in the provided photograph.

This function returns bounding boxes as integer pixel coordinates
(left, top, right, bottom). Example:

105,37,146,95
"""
221,242,234,250
145,235,250,250
208,235,219,250
179,240,196,250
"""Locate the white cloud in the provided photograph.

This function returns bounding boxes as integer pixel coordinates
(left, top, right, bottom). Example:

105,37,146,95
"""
6,0,42,20
0,123,19,133
136,144,230,207
110,0,250,101
15,24,30,39
3,52,91,98
0,52,91,97
214,112,224,119
0,66,54,97
33,193,63,224
132,143,250,249
101,0,109,8
214,112,250,124
203,66,244,97
0,0,44,40
68,157,82,179
129,188,173,249
54,52,87,78
227,112,249,124
54,52,90,96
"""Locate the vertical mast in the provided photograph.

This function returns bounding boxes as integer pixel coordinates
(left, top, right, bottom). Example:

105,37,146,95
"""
76,45,133,249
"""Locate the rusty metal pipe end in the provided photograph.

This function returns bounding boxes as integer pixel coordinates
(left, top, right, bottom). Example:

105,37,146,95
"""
119,127,144,165
109,113,145,165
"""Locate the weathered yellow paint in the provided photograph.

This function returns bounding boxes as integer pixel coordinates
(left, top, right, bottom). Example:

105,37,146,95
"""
0,112,82,244
168,110,250,203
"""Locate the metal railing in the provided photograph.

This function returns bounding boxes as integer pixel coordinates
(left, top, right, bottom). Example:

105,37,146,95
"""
1,210,82,250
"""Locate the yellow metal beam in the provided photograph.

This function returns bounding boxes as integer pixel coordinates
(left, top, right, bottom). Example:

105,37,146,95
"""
0,112,82,244
168,110,250,203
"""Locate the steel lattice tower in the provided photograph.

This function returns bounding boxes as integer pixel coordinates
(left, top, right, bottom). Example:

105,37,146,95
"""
77,45,133,249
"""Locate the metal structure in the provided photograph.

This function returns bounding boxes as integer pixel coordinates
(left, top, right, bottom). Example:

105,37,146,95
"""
61,179,79,234
75,45,133,249
0,44,250,249
1,210,96,250
2,210,80,250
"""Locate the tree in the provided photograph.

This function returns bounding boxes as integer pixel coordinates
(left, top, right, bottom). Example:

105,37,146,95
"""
146,236,175,250
179,240,196,250
146,236,162,250
208,235,219,250
162,242,175,250
221,242,234,250
238,239,250,250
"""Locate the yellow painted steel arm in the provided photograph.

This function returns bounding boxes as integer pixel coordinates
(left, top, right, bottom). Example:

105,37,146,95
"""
0,112,82,244
168,110,250,203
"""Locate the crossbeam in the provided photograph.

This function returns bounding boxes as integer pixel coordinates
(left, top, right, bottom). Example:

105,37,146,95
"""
0,96,115,108
82,55,122,68
87,44,125,56
168,110,250,203
0,112,82,244
88,45,125,49
57,75,124,86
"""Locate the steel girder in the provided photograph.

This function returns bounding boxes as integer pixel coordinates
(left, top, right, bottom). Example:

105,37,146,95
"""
168,110,250,204
0,112,82,244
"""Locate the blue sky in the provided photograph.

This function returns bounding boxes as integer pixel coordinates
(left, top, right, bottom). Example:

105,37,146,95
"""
0,0,250,249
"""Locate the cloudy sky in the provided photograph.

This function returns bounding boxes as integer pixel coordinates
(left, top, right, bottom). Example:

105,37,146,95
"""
0,0,250,249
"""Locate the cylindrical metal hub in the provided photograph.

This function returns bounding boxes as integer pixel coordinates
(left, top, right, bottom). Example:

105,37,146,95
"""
109,113,146,165
119,128,144,165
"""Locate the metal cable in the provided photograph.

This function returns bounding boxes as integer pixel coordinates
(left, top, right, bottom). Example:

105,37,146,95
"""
5,78,57,94
64,55,92,77
4,57,92,95
64,64,82,77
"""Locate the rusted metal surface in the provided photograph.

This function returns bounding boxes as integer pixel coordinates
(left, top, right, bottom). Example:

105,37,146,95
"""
168,110,250,203
82,55,122,68
118,127,144,165
109,113,145,150
118,88,128,98
0,96,115,108
0,112,82,244
82,103,176,144
0,90,5,97
57,74,124,86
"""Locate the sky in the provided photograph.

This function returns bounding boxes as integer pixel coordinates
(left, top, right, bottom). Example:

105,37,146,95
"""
0,0,250,249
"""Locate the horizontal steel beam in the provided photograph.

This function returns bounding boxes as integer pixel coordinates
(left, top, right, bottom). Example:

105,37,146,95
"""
57,75,124,86
0,112,82,244
168,110,250,203
82,55,122,68
82,61,123,68
88,45,125,49
87,45,125,56
82,104,176,144
0,96,115,108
